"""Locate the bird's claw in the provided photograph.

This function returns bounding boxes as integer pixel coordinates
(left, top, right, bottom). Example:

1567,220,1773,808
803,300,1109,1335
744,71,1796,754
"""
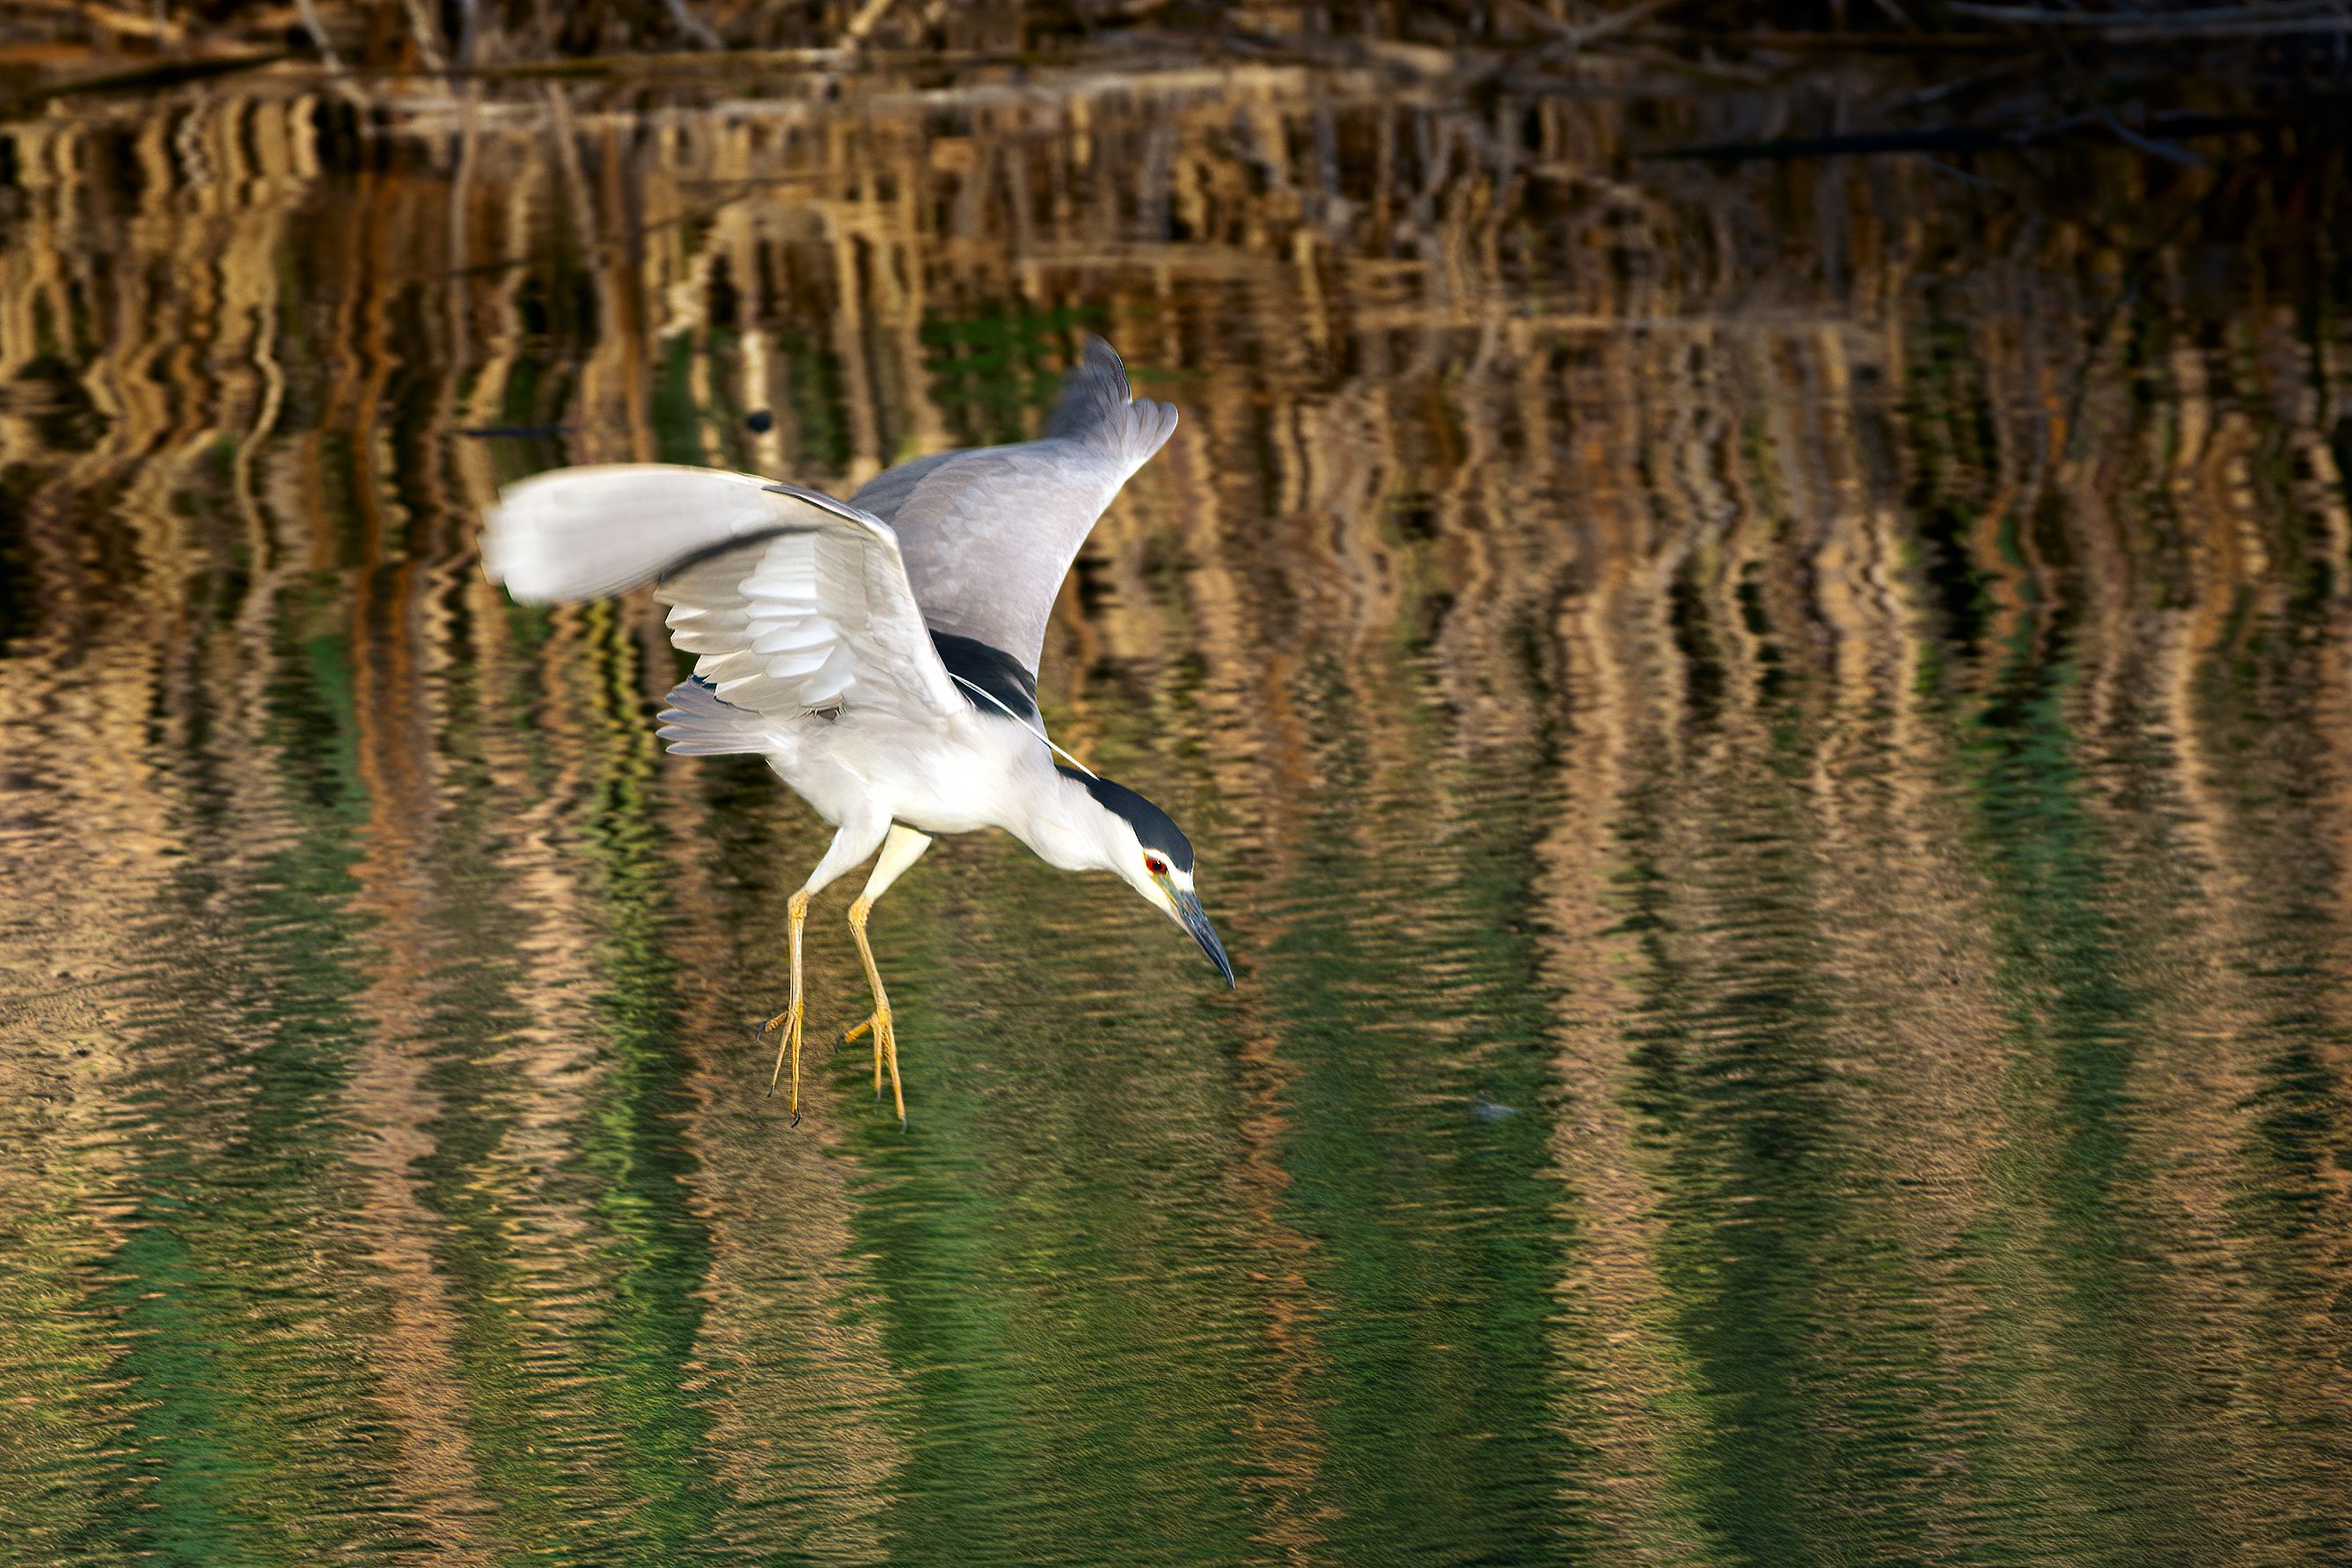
764,996,805,1116
842,1007,902,1123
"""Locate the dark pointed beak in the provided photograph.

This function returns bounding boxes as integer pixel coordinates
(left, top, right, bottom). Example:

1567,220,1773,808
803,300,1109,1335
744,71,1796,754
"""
1173,886,1235,988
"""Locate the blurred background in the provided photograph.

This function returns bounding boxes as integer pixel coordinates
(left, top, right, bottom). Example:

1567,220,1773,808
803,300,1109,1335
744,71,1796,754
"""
4,4,2352,1565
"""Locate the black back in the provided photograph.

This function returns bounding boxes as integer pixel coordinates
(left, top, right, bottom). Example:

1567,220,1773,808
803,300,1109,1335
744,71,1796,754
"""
932,630,1039,722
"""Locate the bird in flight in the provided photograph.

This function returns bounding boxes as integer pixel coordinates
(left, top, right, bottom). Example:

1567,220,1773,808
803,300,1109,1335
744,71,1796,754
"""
481,336,1231,1126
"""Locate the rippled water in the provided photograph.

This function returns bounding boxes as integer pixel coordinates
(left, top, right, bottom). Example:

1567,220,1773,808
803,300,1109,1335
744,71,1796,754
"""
3,66,2351,1565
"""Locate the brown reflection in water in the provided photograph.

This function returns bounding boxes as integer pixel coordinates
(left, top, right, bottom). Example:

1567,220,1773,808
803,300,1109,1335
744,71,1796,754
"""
1537,466,1704,1563
344,544,499,1554
2,68,2351,1564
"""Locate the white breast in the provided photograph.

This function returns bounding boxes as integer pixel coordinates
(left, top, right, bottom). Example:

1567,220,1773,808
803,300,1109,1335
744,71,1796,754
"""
766,707,1047,838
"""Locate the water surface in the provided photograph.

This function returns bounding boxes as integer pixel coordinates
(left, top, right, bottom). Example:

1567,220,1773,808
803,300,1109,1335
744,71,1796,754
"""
3,65,2351,1566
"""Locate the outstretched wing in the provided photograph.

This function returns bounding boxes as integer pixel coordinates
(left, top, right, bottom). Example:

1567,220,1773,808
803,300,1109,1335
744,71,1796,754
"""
483,464,962,723
850,334,1178,674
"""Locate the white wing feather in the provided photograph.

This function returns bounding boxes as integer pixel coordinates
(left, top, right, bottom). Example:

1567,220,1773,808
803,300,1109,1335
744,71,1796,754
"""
483,465,962,723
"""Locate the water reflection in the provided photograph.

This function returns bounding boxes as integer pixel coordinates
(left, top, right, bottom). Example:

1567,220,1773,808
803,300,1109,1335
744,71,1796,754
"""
2,69,2349,1565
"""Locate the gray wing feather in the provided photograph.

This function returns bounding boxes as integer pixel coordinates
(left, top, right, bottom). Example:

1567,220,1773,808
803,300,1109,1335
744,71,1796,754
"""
850,335,1177,672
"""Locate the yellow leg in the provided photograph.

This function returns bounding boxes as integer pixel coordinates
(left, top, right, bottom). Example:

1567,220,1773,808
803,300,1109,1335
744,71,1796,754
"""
846,895,905,1128
762,890,810,1122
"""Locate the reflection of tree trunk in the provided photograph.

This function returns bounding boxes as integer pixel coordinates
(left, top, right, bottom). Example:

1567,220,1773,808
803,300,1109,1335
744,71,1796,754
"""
1536,539,1718,1563
340,150,500,1559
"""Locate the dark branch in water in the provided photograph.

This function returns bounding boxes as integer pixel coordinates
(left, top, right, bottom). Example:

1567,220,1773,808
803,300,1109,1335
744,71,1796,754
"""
1647,110,2318,164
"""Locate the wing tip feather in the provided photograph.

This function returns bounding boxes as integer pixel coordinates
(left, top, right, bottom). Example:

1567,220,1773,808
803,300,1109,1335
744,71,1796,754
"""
480,464,803,604
1045,333,1179,468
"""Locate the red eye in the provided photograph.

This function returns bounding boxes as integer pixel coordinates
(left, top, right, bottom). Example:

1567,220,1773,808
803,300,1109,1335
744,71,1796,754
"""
1145,856,1168,876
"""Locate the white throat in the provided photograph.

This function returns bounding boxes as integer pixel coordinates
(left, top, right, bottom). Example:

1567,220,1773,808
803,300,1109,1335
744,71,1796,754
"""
1013,765,1128,872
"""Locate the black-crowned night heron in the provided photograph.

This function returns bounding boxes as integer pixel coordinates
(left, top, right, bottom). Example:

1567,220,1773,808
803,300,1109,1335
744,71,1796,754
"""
482,336,1230,1126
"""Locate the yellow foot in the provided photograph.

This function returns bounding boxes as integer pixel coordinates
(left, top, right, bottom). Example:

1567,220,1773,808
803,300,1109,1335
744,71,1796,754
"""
841,1007,904,1129
763,998,806,1125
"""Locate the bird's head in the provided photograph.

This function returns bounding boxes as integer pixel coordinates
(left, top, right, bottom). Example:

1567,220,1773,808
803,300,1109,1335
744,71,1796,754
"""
1054,766,1235,987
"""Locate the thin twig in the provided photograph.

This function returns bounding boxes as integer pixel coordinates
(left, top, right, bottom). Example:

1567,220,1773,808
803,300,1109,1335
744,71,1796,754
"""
1952,1,2333,26
2092,103,2210,168
1920,155,2004,189
662,0,723,50
1530,0,1684,49
1646,109,2275,162
294,0,344,73
8,48,288,107
1952,2,2352,39
401,0,448,74
839,0,902,48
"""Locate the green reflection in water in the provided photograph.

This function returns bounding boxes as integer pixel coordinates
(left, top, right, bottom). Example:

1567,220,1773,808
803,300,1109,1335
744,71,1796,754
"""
1610,590,1948,1567
4,75,2352,1568
95,598,403,1562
